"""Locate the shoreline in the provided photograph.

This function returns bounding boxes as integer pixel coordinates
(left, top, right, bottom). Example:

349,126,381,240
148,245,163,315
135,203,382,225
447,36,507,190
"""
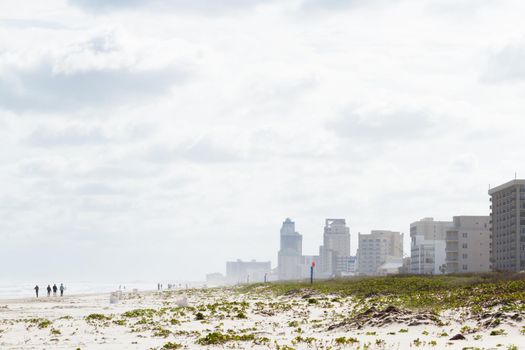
0,289,165,304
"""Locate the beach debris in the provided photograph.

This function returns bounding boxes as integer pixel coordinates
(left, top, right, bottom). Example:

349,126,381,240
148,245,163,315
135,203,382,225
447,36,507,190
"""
449,334,466,340
109,293,119,304
174,296,188,307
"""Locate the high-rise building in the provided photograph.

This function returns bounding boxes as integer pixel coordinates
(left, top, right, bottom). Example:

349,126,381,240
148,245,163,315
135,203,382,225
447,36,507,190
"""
445,216,491,273
489,179,525,272
278,218,303,280
410,218,453,274
319,219,350,276
358,230,403,275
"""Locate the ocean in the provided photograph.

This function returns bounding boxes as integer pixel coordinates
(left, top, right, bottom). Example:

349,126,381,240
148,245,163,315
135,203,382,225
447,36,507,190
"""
0,281,199,299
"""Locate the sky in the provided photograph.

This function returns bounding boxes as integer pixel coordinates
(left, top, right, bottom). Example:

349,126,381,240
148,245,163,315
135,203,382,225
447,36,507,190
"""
1,0,525,282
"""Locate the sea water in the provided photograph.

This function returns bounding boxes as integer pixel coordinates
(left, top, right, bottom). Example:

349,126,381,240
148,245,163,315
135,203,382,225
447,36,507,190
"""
0,281,197,299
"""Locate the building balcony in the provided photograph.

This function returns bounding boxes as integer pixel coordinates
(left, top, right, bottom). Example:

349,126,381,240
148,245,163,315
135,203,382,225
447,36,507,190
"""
446,233,459,241
446,243,458,252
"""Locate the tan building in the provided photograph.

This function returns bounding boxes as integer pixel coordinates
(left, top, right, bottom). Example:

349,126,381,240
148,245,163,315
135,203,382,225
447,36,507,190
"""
358,230,403,275
489,179,525,272
319,219,350,276
445,216,491,273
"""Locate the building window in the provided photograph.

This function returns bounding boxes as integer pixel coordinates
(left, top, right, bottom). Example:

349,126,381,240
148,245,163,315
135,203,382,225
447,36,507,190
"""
462,232,468,238
462,265,468,270
462,243,468,249
462,254,468,259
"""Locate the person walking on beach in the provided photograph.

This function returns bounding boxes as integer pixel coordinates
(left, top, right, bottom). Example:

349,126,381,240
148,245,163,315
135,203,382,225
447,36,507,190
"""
52,284,58,296
34,285,39,298
59,283,65,297
46,285,51,297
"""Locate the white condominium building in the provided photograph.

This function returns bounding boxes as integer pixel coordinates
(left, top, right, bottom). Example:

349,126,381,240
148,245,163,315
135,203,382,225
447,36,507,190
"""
410,218,453,274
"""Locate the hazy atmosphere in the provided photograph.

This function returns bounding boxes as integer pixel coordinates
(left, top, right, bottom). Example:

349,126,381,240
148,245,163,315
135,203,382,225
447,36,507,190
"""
1,0,525,282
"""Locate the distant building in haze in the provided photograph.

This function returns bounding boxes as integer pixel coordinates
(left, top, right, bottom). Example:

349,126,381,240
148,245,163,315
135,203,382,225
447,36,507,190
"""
226,259,271,284
445,216,491,273
358,230,403,275
335,255,357,276
301,255,320,278
377,256,404,275
277,218,303,280
410,218,453,274
205,272,225,286
489,179,525,272
319,219,351,276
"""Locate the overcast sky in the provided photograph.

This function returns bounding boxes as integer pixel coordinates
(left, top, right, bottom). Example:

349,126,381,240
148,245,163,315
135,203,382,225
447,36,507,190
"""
1,0,524,282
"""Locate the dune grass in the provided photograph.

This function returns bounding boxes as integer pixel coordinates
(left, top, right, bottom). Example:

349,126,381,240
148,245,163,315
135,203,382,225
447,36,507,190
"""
242,273,525,312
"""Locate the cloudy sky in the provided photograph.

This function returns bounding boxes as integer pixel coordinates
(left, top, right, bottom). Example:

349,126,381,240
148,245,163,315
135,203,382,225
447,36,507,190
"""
1,0,524,282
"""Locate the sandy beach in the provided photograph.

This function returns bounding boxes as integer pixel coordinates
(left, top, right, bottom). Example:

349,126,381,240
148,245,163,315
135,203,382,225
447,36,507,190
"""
0,284,523,350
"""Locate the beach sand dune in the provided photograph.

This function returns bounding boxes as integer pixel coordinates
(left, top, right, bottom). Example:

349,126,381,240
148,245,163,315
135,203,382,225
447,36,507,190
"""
0,287,523,349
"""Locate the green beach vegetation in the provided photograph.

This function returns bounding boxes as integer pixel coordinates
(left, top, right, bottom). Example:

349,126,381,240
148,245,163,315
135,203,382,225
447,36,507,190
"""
242,273,525,313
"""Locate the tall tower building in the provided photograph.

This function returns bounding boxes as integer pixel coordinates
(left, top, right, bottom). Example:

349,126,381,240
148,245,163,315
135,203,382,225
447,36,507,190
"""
278,218,303,280
319,219,350,276
489,179,525,272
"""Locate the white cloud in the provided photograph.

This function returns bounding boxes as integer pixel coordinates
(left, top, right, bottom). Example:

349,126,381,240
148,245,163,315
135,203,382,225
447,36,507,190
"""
0,0,524,282
68,0,274,15
0,62,186,113
482,40,525,83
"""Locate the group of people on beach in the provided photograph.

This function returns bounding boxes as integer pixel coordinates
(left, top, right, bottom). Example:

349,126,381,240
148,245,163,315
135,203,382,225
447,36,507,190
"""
33,283,65,298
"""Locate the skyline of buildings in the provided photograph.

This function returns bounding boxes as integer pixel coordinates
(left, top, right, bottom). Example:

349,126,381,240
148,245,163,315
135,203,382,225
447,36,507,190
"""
206,178,525,285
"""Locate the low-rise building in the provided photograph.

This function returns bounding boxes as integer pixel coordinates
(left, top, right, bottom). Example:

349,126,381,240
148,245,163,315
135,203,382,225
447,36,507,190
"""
225,259,271,284
378,256,404,275
205,272,225,286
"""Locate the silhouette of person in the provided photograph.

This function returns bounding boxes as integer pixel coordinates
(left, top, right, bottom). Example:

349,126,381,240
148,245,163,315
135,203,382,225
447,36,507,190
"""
59,283,65,297
47,285,51,297
52,284,58,296
34,285,39,298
